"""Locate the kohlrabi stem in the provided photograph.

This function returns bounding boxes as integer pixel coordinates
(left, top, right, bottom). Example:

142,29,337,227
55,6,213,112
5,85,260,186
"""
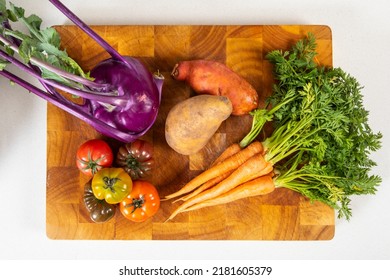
49,0,128,66
0,69,140,143
0,49,126,104
0,34,112,91
0,68,81,112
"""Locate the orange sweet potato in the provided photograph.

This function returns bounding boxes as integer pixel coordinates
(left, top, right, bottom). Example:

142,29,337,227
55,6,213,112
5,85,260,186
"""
171,60,259,115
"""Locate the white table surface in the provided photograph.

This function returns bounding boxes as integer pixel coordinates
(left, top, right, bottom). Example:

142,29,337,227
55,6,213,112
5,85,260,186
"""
0,0,389,260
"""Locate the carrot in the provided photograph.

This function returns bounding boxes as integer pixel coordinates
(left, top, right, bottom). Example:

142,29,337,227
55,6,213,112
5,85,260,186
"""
164,141,263,200
174,171,231,203
184,174,275,212
166,153,273,221
176,170,233,202
174,143,240,202
210,143,241,167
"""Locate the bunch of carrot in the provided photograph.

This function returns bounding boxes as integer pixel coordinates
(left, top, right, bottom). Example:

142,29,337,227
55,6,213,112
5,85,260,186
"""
164,141,276,221
164,33,382,221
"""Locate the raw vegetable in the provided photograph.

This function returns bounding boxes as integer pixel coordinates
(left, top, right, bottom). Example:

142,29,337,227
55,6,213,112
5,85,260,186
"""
245,33,381,219
209,143,242,167
174,171,232,203
120,180,160,222
165,95,233,155
184,174,275,212
116,139,154,180
165,34,382,220
174,143,242,203
91,167,132,204
83,180,116,223
171,59,258,115
0,0,164,142
164,141,263,200
167,152,272,220
76,139,113,176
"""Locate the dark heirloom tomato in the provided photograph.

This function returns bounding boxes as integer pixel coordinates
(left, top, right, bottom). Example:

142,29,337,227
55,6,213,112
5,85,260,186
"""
120,181,160,222
76,139,114,176
116,139,154,180
83,180,116,223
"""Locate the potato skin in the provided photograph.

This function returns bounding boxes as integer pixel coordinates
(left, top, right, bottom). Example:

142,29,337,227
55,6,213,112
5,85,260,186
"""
165,95,232,155
171,60,259,115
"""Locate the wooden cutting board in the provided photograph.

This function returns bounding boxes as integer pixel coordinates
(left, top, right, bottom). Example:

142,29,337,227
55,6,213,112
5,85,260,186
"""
46,25,335,240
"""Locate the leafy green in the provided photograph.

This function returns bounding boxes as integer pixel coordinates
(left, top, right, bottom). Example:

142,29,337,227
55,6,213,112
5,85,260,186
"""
241,33,382,219
0,59,7,70
0,0,92,85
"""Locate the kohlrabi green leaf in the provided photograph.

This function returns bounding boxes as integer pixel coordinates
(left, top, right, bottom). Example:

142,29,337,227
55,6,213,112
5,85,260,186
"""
0,1,92,82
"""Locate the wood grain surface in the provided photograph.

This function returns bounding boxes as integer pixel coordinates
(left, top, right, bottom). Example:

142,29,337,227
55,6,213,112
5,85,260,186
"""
46,25,335,240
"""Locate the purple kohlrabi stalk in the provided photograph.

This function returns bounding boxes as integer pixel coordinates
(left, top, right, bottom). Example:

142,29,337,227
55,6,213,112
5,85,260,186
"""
0,0,164,142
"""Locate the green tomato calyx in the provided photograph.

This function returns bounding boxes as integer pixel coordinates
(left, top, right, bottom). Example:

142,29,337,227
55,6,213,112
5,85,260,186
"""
102,176,120,193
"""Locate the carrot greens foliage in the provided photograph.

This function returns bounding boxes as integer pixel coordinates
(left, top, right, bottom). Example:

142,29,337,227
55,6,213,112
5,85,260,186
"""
241,33,382,219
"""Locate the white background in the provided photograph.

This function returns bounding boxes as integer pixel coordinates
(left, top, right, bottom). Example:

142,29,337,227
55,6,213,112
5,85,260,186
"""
0,0,389,260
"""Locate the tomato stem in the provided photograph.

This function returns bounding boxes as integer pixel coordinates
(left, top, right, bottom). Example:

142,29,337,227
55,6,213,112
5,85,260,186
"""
102,176,120,193
78,150,105,175
126,195,145,213
126,155,140,169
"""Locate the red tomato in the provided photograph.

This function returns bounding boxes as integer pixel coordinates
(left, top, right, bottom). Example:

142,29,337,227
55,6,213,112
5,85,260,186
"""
76,139,114,176
120,181,160,222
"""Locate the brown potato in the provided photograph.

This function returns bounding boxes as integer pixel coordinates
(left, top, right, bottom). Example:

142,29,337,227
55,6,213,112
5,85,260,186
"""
165,95,232,155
